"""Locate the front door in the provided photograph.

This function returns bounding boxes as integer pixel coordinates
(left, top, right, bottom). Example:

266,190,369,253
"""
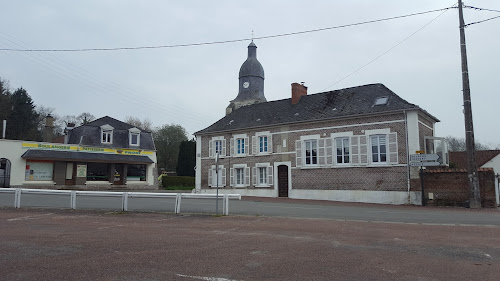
278,165,289,197
0,158,11,188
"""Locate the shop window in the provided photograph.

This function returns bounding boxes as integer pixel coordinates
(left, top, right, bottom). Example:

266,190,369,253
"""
87,163,109,181
127,164,146,181
25,161,53,181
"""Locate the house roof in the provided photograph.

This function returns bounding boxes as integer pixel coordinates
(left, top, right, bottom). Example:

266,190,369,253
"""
67,116,155,150
196,83,438,135
22,149,154,164
449,150,500,169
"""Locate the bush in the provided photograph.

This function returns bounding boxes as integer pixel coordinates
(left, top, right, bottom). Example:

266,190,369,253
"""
161,175,195,189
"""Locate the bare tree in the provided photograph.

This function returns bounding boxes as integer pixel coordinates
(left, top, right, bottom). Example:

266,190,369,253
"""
124,116,153,131
445,135,495,151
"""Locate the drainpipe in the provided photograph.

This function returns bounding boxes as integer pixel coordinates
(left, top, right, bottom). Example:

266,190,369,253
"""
404,110,411,203
2,120,6,139
495,173,499,208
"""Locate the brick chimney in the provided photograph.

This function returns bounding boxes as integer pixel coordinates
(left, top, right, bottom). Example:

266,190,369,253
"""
291,82,307,104
43,114,54,142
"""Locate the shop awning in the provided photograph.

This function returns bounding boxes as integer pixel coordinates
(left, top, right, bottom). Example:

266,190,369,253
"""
21,150,154,164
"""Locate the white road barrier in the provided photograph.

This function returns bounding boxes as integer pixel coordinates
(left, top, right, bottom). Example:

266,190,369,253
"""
0,188,241,215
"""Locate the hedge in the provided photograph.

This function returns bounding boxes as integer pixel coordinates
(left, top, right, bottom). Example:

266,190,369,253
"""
161,175,195,188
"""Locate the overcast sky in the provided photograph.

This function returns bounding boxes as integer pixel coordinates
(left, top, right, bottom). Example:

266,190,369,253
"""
1,1,499,145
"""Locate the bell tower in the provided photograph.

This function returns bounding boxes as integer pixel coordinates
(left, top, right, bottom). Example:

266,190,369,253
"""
226,41,266,115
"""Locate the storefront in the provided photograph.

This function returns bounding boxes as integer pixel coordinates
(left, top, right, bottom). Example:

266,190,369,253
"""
0,139,158,190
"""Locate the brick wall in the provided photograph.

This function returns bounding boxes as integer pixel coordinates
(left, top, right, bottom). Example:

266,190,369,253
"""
410,168,496,207
200,112,411,191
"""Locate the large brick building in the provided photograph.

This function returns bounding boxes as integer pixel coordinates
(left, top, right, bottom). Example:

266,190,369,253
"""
194,42,439,205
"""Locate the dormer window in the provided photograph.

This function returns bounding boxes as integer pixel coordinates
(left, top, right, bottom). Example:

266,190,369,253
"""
374,96,389,106
100,124,114,144
129,127,141,146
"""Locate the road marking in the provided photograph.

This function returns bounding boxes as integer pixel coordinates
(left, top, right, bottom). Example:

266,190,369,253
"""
176,274,243,281
8,213,53,221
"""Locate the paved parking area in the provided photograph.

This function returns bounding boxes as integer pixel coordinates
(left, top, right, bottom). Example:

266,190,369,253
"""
1,208,499,281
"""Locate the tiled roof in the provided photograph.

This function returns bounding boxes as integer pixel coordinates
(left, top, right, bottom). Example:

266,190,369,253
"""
449,150,500,169
66,116,155,150
196,83,438,135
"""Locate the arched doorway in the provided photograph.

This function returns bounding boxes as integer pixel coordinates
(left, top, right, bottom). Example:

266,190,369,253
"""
0,158,11,188
277,165,289,197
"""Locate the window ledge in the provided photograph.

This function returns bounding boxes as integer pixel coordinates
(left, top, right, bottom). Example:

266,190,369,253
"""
255,184,271,188
23,181,56,185
85,181,112,185
233,154,247,158
256,152,271,156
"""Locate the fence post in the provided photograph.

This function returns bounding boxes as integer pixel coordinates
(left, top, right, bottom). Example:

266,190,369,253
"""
224,194,229,215
14,188,21,208
122,193,129,211
70,191,76,209
175,193,182,214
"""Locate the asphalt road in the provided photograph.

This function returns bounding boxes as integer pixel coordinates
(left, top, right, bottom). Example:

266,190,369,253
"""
1,191,500,226
1,209,499,281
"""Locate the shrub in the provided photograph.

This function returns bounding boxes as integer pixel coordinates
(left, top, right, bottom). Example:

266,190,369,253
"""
161,175,195,188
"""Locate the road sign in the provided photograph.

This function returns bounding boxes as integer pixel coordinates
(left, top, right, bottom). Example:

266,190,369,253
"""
410,162,441,167
410,154,439,162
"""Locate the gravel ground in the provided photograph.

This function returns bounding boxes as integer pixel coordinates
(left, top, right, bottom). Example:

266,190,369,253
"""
1,208,499,281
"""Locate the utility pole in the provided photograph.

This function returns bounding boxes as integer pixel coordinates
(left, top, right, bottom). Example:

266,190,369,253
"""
458,0,481,208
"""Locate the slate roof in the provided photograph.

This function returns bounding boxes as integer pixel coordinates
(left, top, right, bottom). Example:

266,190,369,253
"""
22,149,154,164
66,116,155,150
449,150,500,169
196,83,438,135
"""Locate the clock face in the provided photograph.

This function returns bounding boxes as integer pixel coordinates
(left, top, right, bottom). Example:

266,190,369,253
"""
243,82,250,88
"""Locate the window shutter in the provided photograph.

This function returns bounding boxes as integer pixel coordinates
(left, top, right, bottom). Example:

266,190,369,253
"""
230,168,234,187
318,138,326,166
230,138,234,156
351,136,360,165
222,139,226,157
360,136,368,165
268,134,273,153
221,168,226,187
267,166,273,186
295,140,302,168
388,132,398,164
245,167,250,187
244,137,249,155
209,140,213,158
208,168,212,187
325,138,333,166
252,167,257,186
252,136,257,155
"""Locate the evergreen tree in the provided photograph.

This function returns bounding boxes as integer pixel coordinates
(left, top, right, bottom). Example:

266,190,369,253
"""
7,87,40,140
176,139,196,176
0,79,12,126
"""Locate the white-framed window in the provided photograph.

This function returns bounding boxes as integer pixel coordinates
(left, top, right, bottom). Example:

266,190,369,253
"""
335,137,350,164
209,136,226,158
252,163,273,187
304,139,318,165
230,164,250,187
230,134,249,157
295,135,325,168
208,165,226,187
100,124,114,144
129,127,141,146
252,131,272,155
362,129,398,165
370,134,387,163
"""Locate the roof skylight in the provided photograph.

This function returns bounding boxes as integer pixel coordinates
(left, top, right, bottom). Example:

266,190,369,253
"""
374,96,389,106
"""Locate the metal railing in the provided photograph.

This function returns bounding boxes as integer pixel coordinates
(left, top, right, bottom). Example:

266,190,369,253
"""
0,188,241,215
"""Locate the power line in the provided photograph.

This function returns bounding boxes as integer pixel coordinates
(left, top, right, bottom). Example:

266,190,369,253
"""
464,5,500,13
465,14,500,27
0,7,454,52
321,3,454,92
